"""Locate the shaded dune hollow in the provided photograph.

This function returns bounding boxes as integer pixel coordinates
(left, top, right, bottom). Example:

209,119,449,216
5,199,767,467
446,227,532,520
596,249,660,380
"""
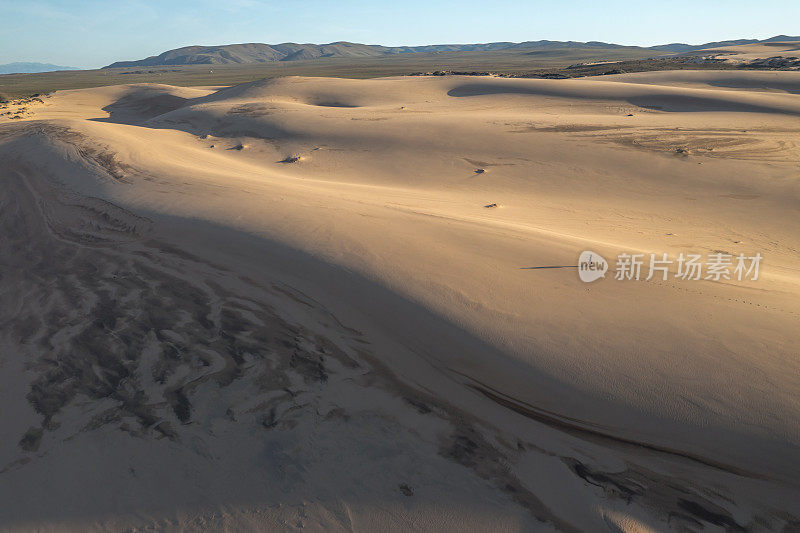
0,72,799,531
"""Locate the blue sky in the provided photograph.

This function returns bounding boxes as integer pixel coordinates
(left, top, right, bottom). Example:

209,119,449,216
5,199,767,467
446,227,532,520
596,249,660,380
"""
2,0,798,68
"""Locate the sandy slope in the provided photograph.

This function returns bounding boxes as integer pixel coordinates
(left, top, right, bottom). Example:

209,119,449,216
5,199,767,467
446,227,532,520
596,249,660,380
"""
0,72,799,531
699,41,800,62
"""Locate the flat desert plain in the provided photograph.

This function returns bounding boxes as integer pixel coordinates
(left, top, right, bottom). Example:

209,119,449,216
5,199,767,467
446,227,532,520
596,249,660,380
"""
0,72,798,531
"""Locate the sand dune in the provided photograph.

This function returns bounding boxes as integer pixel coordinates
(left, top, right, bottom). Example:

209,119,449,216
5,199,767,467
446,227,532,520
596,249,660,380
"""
700,40,800,62
601,70,800,94
1,72,799,530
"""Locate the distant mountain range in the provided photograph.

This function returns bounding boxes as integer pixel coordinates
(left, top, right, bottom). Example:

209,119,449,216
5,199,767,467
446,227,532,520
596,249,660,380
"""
104,41,644,68
103,36,800,69
0,62,79,74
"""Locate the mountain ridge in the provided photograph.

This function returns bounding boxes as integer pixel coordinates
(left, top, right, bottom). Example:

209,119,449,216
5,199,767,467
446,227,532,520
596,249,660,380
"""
103,36,800,68
0,62,79,74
